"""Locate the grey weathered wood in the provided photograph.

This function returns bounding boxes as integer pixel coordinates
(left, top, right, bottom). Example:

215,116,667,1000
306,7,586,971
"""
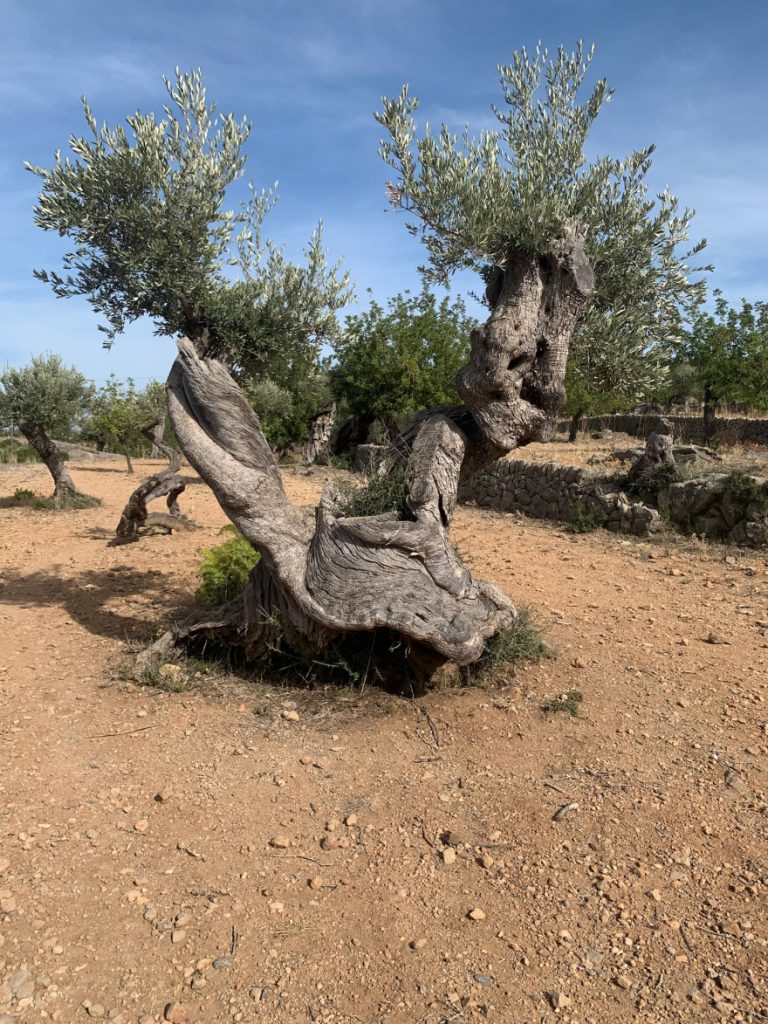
145,232,594,684
113,421,192,543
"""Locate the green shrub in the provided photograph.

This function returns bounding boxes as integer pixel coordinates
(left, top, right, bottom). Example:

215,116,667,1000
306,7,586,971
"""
466,607,551,681
725,471,768,519
567,500,608,533
623,462,685,504
335,466,411,519
196,526,261,606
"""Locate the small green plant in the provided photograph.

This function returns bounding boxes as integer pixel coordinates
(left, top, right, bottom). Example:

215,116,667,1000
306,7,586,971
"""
62,491,101,509
196,526,261,606
466,607,551,683
624,462,685,504
9,487,100,511
544,689,584,716
567,500,608,533
725,471,768,519
335,466,411,519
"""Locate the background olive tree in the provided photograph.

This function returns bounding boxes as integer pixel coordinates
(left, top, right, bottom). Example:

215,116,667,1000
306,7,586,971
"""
331,285,476,439
669,292,768,436
0,354,95,506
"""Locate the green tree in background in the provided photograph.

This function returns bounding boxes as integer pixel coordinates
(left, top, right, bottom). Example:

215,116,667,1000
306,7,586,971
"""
332,285,476,433
89,377,168,472
673,293,768,436
0,354,94,506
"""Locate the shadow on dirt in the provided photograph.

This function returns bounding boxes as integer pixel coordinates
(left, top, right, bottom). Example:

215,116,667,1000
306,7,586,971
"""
0,565,195,642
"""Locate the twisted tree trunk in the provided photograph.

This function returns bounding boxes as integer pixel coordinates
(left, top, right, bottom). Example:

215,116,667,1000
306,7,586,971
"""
18,421,80,508
304,401,336,464
145,230,594,687
114,421,192,543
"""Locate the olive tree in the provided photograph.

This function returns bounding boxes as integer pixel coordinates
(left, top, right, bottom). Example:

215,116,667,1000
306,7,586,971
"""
0,354,94,506
29,49,707,689
377,42,709,439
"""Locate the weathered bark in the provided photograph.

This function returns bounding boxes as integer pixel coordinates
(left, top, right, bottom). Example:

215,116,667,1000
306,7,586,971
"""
144,229,594,687
18,421,80,508
304,401,336,464
113,422,192,543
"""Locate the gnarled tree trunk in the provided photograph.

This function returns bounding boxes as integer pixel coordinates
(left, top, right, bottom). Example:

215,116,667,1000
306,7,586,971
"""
304,401,336,464
149,411,167,458
18,421,80,508
114,421,193,543
145,230,594,687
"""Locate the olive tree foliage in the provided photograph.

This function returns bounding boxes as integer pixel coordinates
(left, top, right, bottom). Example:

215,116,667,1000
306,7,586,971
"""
0,354,93,504
26,70,353,377
376,42,710,418
89,377,168,472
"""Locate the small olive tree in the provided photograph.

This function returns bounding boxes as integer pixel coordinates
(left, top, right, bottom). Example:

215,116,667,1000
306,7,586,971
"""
0,354,94,506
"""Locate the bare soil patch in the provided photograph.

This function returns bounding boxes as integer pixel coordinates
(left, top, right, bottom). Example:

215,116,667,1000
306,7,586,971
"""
1,459,766,1023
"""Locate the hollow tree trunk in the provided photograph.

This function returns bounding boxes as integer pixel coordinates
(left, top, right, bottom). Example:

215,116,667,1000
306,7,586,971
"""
304,401,336,464
144,228,594,687
18,421,79,508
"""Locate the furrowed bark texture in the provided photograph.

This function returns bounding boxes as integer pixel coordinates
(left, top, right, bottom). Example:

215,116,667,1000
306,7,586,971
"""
149,231,593,684
114,422,193,543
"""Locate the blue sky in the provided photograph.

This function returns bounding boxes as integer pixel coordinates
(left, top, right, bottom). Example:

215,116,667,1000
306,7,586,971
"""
1,0,767,386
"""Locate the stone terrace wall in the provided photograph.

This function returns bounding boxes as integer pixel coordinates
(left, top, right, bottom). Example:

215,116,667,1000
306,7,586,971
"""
459,458,661,536
458,459,584,521
556,415,768,446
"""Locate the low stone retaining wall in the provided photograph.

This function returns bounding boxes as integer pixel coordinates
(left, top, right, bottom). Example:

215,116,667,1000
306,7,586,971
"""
557,414,768,446
458,458,660,537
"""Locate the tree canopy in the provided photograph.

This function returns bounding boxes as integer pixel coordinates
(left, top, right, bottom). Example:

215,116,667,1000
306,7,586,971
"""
0,354,91,436
672,292,768,413
376,42,710,414
26,69,353,377
332,285,475,425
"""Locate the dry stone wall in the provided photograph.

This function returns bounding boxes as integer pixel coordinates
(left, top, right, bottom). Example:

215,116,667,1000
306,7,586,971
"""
457,458,660,537
558,414,768,446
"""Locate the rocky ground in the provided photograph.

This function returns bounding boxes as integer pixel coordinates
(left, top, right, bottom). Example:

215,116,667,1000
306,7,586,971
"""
0,455,767,1024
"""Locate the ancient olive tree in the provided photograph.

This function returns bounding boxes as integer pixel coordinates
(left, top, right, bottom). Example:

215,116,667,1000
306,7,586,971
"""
0,354,94,507
29,50,702,687
377,43,709,441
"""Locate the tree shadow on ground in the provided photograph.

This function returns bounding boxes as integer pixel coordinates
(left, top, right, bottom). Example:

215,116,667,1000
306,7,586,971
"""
0,565,195,643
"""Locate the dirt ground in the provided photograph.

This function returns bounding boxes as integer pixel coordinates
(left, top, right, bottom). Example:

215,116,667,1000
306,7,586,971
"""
0,455,767,1024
